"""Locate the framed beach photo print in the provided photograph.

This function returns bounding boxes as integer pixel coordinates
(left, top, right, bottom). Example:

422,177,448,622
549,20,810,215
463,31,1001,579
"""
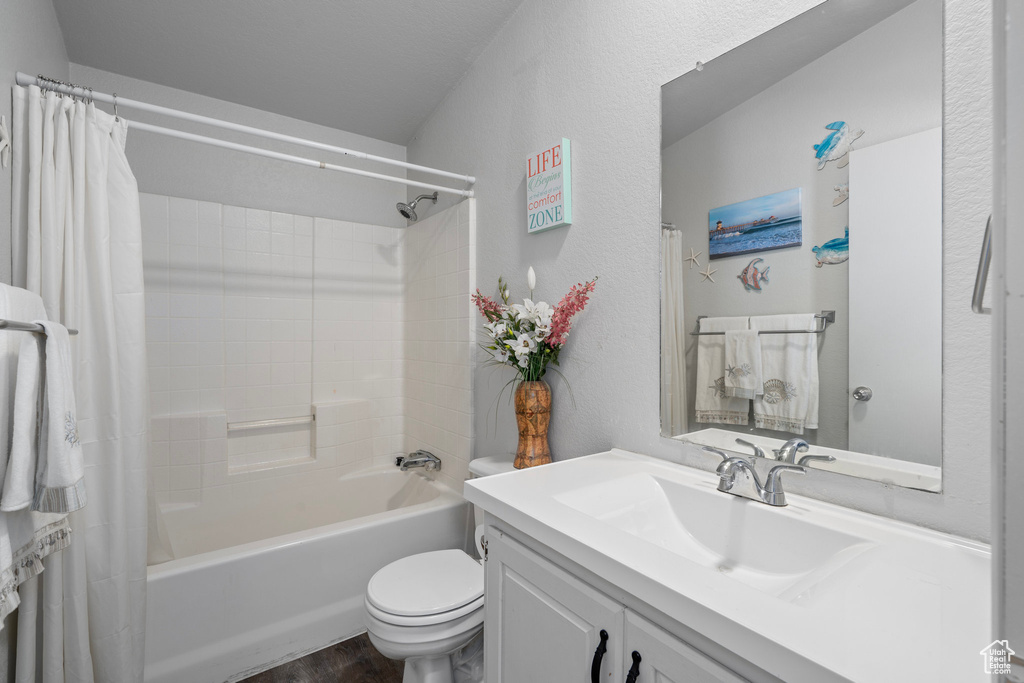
708,188,802,259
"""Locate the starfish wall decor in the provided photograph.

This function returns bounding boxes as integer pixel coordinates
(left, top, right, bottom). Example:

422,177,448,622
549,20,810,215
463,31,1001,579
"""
699,264,717,283
685,248,702,269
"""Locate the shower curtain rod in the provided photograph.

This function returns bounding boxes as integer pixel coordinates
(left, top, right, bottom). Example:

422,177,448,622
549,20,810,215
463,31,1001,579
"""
16,72,476,198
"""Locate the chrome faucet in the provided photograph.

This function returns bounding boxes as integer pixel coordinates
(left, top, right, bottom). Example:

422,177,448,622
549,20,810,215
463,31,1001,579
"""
396,450,442,472
773,438,810,464
734,438,769,460
797,453,836,467
715,457,805,506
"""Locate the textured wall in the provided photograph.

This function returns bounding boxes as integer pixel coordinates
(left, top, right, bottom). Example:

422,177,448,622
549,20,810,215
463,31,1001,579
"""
68,64,409,229
408,0,993,541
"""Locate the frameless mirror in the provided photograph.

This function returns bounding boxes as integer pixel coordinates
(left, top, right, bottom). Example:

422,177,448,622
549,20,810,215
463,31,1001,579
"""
660,0,943,491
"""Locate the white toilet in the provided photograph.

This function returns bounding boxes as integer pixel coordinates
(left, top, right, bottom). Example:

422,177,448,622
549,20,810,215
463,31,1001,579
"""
364,455,514,683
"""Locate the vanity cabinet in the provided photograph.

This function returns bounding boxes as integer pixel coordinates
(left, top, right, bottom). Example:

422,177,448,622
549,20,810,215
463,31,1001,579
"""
484,528,747,683
623,611,746,683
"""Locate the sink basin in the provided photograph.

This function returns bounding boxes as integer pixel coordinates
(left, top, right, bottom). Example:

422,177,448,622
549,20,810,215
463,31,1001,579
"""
554,472,874,599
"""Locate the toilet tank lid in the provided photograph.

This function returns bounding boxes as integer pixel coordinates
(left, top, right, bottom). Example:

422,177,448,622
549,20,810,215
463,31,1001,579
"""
468,455,516,478
367,549,484,617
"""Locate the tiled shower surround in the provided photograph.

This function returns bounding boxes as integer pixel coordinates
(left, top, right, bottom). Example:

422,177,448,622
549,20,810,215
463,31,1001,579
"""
141,195,476,504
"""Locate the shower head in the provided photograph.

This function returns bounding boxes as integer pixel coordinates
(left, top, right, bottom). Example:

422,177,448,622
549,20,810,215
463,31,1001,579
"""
396,192,438,221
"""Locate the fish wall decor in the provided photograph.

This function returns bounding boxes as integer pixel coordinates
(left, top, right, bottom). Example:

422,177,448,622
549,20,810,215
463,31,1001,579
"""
812,227,849,267
738,258,770,291
813,121,864,170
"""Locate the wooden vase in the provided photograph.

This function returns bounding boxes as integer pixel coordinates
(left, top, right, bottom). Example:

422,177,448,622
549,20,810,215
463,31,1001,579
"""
514,380,552,469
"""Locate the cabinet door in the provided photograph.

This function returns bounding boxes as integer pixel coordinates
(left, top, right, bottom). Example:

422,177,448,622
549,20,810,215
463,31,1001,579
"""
485,529,625,682
624,611,747,683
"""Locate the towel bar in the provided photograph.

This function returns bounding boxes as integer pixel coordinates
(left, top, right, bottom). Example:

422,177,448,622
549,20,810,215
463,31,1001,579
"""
690,311,835,336
0,318,79,336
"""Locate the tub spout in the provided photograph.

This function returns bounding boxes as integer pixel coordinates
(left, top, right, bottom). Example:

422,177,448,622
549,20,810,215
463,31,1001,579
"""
396,450,442,472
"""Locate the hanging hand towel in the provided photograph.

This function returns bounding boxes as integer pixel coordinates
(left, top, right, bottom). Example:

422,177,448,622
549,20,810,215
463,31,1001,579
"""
694,316,751,425
723,329,763,399
2,333,44,511
0,284,49,507
750,314,819,434
0,285,72,621
32,321,85,513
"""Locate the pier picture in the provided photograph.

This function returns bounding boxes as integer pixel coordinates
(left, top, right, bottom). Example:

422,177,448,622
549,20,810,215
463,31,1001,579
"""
708,188,802,259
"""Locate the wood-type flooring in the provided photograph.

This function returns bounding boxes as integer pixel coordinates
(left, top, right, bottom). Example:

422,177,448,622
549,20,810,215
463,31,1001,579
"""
240,633,403,683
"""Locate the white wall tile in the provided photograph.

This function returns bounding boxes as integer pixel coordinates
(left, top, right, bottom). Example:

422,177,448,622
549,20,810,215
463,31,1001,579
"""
141,194,473,503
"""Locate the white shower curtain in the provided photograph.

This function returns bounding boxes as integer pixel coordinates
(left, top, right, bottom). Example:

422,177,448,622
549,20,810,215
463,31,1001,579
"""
661,228,688,436
10,85,148,683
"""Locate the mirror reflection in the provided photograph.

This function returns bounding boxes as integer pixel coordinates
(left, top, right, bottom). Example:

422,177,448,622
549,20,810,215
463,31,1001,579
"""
660,0,943,491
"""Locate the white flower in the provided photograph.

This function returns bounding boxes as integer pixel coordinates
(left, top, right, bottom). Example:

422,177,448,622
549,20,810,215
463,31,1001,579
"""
484,320,508,338
493,345,510,363
510,333,537,368
527,266,536,292
511,298,554,326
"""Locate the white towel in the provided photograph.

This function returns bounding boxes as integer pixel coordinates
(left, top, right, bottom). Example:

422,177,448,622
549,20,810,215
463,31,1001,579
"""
32,321,85,513
0,284,72,621
694,317,750,425
751,314,819,434
723,330,762,399
3,333,44,511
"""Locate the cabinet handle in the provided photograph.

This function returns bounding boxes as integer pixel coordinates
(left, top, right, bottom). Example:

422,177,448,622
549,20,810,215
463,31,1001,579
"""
591,629,609,683
624,650,642,683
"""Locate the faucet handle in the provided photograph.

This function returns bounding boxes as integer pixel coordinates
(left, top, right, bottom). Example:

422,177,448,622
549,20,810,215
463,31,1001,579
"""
797,453,836,467
701,445,731,461
734,438,768,459
763,464,805,506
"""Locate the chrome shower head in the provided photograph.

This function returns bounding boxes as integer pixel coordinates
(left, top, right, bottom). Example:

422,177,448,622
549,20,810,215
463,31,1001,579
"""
396,192,438,222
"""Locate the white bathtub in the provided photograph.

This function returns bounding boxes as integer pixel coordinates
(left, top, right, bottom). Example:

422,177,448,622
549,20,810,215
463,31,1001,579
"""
143,466,471,683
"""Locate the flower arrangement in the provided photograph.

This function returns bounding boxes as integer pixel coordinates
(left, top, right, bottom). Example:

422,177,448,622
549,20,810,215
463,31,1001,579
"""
472,272,598,383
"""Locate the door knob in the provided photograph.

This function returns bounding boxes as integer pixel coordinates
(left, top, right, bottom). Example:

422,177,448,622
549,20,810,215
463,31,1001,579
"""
852,386,873,401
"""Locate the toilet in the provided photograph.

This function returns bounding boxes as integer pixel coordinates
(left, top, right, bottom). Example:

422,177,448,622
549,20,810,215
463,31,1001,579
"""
364,455,515,683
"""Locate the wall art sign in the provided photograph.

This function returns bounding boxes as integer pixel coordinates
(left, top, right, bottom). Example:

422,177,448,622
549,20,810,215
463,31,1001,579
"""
527,138,572,233
708,187,802,259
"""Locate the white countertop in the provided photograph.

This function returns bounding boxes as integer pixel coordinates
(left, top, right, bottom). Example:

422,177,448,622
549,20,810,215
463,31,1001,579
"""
464,449,990,683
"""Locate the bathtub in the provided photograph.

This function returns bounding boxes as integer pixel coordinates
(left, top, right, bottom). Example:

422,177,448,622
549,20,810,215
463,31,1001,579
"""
143,466,471,683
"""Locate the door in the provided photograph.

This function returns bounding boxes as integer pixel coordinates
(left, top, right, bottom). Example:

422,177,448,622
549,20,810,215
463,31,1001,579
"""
484,529,625,682
847,127,942,463
622,611,747,683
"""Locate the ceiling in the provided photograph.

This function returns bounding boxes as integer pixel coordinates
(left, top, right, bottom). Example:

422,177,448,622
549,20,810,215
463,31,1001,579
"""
51,0,523,146
661,0,915,149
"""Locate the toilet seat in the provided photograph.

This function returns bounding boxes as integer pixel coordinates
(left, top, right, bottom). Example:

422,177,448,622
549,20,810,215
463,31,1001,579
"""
366,549,484,626
366,593,484,627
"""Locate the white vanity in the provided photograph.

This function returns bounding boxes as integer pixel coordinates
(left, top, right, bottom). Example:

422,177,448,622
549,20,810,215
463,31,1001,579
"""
464,450,990,682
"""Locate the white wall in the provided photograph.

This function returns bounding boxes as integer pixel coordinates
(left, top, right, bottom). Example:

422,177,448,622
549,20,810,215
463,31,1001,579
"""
407,0,993,542
662,1,942,453
140,193,406,508
68,64,408,229
140,194,476,515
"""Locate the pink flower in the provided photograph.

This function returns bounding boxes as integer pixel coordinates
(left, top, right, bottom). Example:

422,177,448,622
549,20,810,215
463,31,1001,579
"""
472,289,502,320
547,278,597,348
